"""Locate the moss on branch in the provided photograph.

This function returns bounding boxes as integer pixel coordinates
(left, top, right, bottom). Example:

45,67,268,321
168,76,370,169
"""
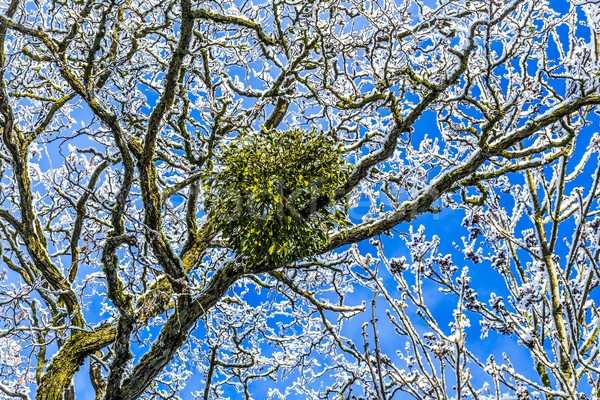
37,325,116,400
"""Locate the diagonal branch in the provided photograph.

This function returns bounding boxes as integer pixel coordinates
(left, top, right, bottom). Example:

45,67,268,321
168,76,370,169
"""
68,160,109,283
119,260,248,400
324,95,600,252
0,208,21,232
36,324,117,400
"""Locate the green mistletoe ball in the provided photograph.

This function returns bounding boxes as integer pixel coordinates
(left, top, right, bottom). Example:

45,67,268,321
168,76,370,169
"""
204,128,350,266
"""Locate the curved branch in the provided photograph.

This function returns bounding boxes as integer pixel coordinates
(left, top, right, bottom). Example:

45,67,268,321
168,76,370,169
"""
194,8,278,46
0,209,21,232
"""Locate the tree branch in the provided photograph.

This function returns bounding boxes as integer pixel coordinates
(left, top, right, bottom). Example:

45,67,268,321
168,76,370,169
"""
36,324,116,400
194,8,278,46
325,95,600,252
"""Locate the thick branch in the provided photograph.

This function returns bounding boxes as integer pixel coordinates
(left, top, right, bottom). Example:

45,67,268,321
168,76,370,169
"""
36,324,116,400
137,0,195,288
0,208,21,232
119,261,247,400
325,95,600,252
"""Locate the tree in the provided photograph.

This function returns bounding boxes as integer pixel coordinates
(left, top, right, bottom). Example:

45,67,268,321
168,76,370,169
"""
0,0,599,398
